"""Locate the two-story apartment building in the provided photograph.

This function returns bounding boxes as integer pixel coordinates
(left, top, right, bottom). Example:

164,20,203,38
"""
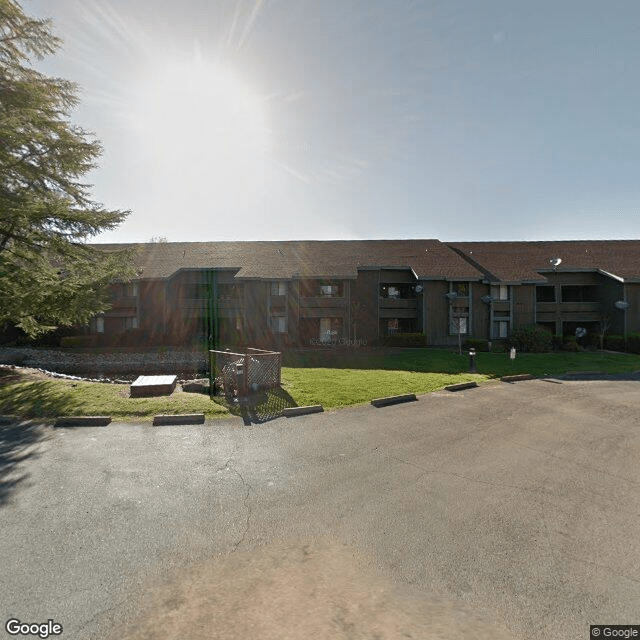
91,239,640,348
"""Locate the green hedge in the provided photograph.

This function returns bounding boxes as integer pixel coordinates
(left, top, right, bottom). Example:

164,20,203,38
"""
463,338,489,351
378,333,427,347
508,325,553,353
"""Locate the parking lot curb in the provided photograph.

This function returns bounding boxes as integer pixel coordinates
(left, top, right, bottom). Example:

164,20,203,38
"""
282,405,324,417
444,381,478,392
153,414,206,426
54,416,111,427
500,374,535,383
371,394,417,408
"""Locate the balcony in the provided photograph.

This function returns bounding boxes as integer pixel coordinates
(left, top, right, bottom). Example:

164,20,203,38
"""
300,296,347,308
111,296,137,309
109,296,137,316
379,297,418,309
379,297,418,319
537,301,601,322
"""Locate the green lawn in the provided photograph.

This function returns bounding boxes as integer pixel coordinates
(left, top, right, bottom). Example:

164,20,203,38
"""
1,349,638,420
0,369,229,422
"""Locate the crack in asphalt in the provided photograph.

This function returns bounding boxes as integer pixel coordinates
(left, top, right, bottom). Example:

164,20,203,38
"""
216,457,252,552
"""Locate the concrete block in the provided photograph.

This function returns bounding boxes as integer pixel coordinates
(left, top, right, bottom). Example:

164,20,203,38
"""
130,375,177,397
444,381,478,392
152,414,206,426
371,394,417,408
54,416,111,427
501,374,535,383
282,405,324,417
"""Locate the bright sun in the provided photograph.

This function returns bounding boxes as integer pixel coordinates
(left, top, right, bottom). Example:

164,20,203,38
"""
135,55,271,210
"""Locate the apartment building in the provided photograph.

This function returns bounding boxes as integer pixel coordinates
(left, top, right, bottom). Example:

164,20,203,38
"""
92,239,640,348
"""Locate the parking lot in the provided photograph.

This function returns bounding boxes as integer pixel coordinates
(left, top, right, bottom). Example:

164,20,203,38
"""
1,377,639,639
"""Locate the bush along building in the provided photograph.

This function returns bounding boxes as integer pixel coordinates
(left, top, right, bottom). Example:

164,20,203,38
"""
86,239,640,350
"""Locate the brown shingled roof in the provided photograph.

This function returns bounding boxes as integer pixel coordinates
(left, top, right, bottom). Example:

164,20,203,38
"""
94,240,483,281
448,240,640,282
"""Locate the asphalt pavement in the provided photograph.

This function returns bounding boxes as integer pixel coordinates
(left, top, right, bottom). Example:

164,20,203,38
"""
1,377,639,639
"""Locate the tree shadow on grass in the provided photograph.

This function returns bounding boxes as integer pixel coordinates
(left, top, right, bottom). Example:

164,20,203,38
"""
211,386,298,425
0,366,84,419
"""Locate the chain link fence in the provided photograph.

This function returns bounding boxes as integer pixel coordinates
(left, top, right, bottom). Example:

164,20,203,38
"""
209,348,282,402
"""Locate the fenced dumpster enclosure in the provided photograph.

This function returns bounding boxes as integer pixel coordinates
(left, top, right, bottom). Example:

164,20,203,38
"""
209,348,282,401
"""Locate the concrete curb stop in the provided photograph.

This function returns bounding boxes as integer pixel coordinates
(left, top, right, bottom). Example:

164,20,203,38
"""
153,414,206,426
371,394,417,408
500,374,535,383
54,416,111,427
444,381,478,392
282,405,324,417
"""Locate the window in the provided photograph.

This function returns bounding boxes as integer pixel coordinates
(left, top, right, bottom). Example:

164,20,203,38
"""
492,320,509,338
536,286,556,303
95,316,104,333
124,283,138,297
271,316,287,333
491,284,509,301
271,281,287,296
380,283,417,299
124,316,138,330
453,282,469,297
450,315,468,335
318,281,343,297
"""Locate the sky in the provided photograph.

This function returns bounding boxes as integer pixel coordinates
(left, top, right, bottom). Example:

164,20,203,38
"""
23,0,640,243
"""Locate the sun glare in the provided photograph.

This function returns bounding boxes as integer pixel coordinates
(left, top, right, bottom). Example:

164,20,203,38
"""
135,55,270,210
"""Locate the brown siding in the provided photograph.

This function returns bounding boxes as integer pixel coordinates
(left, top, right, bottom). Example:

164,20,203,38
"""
470,282,490,340
423,281,449,345
626,283,640,333
514,285,536,328
352,271,379,342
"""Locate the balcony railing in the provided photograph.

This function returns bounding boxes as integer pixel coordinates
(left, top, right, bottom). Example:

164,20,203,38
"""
379,297,418,309
537,302,601,314
300,296,347,308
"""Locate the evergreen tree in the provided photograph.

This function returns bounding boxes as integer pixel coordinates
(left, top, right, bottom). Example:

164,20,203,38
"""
0,0,134,336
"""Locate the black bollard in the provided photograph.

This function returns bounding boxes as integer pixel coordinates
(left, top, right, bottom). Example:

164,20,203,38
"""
468,348,477,373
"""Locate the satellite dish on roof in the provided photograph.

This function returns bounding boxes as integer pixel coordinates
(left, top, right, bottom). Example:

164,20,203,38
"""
415,284,423,293
614,300,629,310
549,257,562,267
445,292,458,301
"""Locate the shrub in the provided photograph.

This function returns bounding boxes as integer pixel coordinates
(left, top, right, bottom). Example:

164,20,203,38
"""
60,335,99,348
379,333,427,347
627,332,640,354
551,334,563,351
489,341,509,353
603,334,625,351
508,325,552,353
463,338,489,351
562,337,580,352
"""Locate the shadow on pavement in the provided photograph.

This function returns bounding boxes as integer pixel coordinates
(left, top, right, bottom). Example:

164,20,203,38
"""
557,371,640,382
0,420,49,506
214,386,298,425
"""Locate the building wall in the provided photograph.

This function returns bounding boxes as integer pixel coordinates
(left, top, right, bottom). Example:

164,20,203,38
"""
352,270,379,342
96,265,640,349
625,283,640,333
